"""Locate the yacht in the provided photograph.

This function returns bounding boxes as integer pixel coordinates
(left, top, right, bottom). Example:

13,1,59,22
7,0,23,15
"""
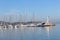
44,16,55,26
8,25,13,29
27,23,36,27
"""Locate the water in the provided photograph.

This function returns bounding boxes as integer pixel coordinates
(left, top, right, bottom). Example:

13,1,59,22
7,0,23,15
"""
0,24,60,40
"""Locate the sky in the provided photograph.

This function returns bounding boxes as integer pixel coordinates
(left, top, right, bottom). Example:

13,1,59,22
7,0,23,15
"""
0,0,60,22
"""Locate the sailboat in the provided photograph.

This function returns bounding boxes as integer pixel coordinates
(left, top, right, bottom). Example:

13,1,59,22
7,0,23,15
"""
44,16,55,26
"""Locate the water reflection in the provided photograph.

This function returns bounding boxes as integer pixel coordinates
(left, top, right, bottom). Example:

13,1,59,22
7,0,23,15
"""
45,27,50,37
0,26,54,40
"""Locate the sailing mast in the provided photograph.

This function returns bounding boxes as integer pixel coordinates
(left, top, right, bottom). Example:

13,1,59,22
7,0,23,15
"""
46,16,49,24
32,12,35,23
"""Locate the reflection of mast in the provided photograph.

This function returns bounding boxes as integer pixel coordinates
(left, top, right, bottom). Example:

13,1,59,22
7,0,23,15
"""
45,27,49,33
45,27,50,38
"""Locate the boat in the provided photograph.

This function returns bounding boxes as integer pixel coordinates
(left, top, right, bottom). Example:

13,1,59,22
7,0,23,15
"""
36,16,55,27
8,25,13,29
44,16,55,26
27,23,36,27
36,23,43,27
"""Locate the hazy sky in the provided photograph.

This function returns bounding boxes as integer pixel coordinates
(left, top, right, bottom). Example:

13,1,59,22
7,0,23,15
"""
0,0,60,22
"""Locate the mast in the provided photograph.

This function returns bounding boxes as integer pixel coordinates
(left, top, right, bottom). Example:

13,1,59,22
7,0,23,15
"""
3,16,6,29
32,12,35,23
46,16,49,23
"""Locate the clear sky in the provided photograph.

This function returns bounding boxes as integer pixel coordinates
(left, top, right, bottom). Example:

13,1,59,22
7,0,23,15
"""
0,0,60,22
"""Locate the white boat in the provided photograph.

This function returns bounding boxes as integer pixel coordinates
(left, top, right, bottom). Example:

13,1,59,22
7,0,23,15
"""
27,23,36,27
4,25,7,29
15,25,18,29
20,24,27,27
44,16,55,26
8,25,13,29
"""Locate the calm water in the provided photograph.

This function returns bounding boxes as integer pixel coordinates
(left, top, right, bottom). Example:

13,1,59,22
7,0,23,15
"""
0,24,60,40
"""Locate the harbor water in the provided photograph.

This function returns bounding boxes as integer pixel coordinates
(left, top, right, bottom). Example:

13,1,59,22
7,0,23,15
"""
0,24,60,40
